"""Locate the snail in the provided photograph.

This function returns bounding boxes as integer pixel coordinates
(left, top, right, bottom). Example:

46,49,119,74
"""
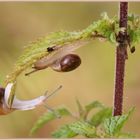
0,83,62,115
25,53,81,76
25,40,88,76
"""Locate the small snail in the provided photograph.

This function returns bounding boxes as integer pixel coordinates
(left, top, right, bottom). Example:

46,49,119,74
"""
0,83,62,115
25,40,88,76
25,54,81,76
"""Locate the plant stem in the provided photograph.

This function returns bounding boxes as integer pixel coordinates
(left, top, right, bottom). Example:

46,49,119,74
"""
113,2,128,116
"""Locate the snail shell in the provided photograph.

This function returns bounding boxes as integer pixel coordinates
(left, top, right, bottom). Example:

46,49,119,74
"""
0,87,13,115
0,87,4,102
51,54,81,72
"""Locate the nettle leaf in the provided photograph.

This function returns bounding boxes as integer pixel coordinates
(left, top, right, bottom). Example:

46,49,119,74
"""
76,99,84,117
128,13,140,24
30,111,56,135
69,121,97,138
118,132,136,138
101,12,109,20
128,14,135,22
127,14,140,46
52,121,97,138
55,107,72,116
132,29,140,44
85,101,104,113
30,107,71,135
109,32,116,43
90,108,112,127
128,27,140,45
103,107,134,137
52,124,77,138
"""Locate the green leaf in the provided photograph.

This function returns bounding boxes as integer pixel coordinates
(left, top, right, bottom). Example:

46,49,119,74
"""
101,12,109,20
53,121,97,138
56,107,72,116
90,108,112,127
128,13,135,22
52,124,77,138
109,32,116,43
69,121,97,138
85,101,104,113
76,99,84,117
118,132,136,138
30,111,56,135
30,107,71,135
103,107,134,137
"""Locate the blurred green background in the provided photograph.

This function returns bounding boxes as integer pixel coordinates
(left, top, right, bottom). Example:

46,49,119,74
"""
0,2,140,138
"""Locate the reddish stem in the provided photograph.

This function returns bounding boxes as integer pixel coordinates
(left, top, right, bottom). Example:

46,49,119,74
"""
113,2,128,116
